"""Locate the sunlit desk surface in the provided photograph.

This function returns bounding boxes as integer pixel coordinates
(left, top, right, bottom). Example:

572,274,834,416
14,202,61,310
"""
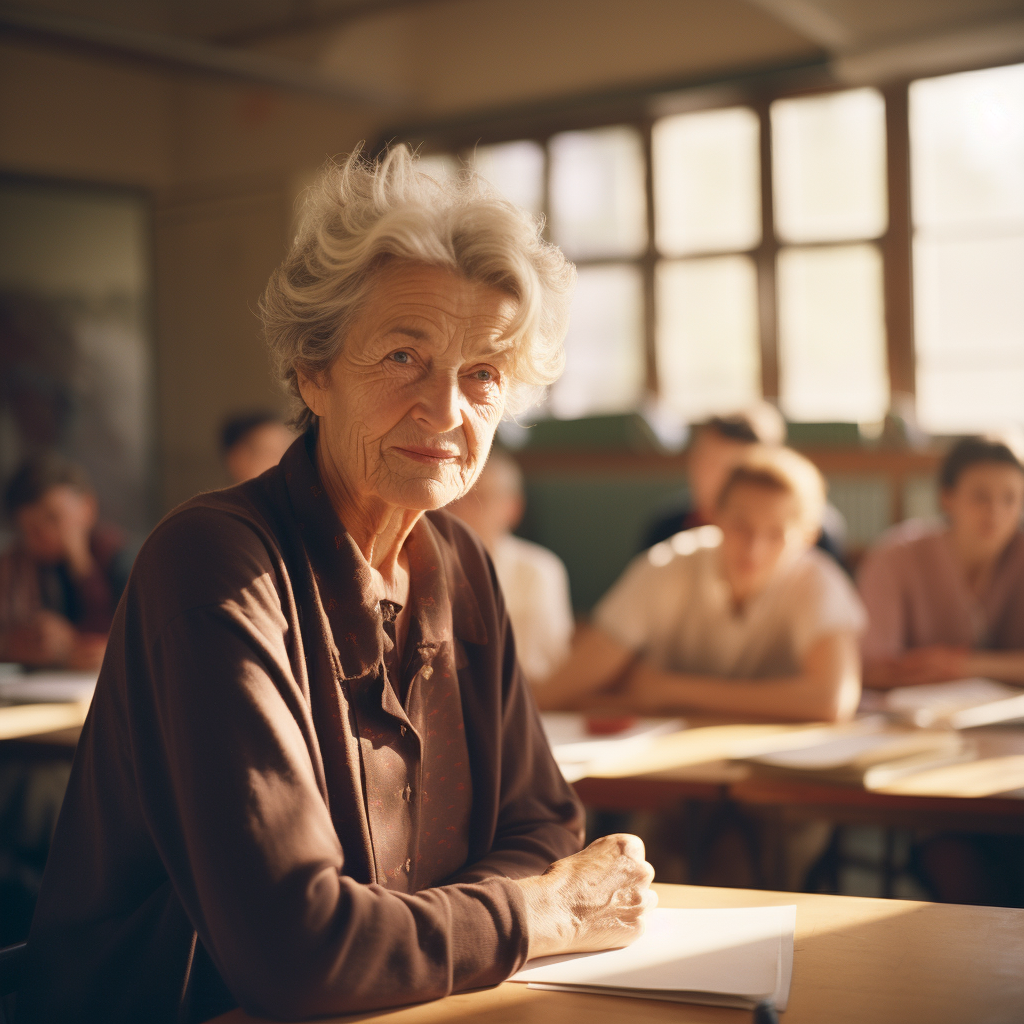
0,701,87,743
213,882,1024,1024
570,719,1024,831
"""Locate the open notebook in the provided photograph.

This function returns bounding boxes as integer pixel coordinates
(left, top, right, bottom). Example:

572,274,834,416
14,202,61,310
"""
880,678,1024,729
510,905,796,1011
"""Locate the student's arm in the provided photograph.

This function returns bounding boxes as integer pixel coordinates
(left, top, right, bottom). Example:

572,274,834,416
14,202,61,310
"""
620,629,861,723
869,645,1024,687
533,624,637,711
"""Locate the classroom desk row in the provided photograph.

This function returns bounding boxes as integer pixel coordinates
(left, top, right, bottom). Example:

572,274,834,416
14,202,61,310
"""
212,882,1024,1024
570,719,1024,836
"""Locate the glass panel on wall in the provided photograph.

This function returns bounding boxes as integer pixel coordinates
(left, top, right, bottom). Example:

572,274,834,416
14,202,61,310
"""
911,63,1024,231
548,126,647,259
777,243,889,423
772,87,888,243
0,179,154,536
547,264,645,419
471,140,545,218
653,106,761,256
910,62,1024,432
656,255,760,420
914,235,1024,433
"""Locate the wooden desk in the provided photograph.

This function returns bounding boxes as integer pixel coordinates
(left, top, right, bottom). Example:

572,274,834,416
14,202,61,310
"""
0,701,88,743
571,723,1024,834
213,882,1024,1024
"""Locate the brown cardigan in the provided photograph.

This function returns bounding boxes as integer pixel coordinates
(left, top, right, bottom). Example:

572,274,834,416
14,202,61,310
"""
19,434,584,1023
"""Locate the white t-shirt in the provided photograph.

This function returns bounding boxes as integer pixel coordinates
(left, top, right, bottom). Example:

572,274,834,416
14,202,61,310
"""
593,526,865,679
491,533,574,683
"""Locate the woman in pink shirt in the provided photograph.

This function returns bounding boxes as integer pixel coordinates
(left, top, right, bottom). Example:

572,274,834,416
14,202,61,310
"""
858,436,1024,689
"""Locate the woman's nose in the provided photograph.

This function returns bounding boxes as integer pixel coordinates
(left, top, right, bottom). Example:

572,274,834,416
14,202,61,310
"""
413,371,462,433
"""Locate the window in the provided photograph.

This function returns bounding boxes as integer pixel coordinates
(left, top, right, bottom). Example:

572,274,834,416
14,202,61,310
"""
653,107,761,421
771,88,889,425
910,63,1024,434
409,62,1023,434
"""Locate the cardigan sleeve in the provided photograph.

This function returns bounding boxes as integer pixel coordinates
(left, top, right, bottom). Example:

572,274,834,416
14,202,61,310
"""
123,509,536,1021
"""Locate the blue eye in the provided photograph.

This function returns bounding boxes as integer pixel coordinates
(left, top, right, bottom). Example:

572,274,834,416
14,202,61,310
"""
391,351,410,364
474,369,493,382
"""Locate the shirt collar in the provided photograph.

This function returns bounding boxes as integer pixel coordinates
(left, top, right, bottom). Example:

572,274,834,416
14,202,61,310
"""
281,430,487,680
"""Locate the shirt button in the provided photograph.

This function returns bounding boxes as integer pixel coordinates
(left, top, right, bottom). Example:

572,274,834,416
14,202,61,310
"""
404,858,411,873
421,664,433,680
400,725,407,736
402,785,412,802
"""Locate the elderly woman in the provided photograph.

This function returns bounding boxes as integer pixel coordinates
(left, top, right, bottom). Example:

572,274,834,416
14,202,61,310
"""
19,148,654,1024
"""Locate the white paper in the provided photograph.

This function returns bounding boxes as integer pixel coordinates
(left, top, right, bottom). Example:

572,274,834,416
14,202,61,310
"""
540,714,683,769
883,678,1024,728
752,730,914,770
0,671,98,704
510,905,796,1011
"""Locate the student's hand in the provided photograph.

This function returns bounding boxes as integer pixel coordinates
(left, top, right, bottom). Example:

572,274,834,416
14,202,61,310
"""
893,646,970,685
6,611,77,666
513,833,657,960
68,632,108,671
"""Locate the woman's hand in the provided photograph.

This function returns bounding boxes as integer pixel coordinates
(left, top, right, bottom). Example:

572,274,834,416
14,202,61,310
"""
513,833,657,960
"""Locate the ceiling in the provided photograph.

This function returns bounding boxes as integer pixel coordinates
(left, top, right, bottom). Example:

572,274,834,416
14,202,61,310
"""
3,0,1023,115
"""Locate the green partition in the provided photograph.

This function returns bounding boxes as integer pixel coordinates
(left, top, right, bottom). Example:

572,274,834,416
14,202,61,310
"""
518,473,688,613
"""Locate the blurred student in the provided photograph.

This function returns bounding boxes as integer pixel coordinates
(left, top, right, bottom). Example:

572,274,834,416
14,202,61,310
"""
858,435,1024,689
538,446,864,722
642,403,846,563
448,449,574,683
221,411,294,484
0,456,133,669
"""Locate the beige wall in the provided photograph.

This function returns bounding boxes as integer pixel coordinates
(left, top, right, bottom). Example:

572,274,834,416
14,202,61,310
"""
0,4,820,519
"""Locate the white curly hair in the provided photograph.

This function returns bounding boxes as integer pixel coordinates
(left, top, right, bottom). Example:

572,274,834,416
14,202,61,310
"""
261,144,576,431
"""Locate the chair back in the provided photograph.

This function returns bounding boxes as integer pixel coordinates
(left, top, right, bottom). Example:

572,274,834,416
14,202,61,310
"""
0,943,26,1024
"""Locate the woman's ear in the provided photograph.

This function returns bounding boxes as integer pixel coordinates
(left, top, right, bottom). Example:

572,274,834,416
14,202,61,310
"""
296,371,325,418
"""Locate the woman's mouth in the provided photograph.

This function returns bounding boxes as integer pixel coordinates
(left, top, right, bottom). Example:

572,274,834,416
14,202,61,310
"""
395,446,461,465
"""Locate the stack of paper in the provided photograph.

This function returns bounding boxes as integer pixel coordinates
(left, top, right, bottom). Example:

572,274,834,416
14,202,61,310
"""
510,905,796,1011
0,670,98,705
881,678,1024,729
746,726,968,788
540,714,684,783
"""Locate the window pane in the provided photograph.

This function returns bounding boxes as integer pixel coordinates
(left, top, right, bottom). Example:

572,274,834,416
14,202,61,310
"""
656,256,760,420
772,88,888,243
416,153,459,182
911,63,1024,232
548,126,647,259
472,140,545,218
653,107,761,256
778,243,889,422
548,264,645,418
915,235,1024,433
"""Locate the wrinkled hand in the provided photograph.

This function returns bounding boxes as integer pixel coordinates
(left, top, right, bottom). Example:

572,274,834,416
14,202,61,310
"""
514,833,657,960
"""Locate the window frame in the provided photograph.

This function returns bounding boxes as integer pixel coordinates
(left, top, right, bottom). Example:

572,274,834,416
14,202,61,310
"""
378,61,1014,429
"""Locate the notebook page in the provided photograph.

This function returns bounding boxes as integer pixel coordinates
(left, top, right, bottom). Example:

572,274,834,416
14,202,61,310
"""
511,906,796,1010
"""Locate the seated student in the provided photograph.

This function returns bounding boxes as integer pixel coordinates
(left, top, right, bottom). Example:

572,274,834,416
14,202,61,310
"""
0,456,133,669
220,410,294,484
642,403,847,564
447,449,574,683
858,435,1024,689
538,446,864,722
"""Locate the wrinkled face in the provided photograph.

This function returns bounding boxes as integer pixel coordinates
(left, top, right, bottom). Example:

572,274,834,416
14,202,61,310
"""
689,430,754,519
225,422,294,484
16,485,97,563
715,483,809,601
300,262,517,513
942,463,1024,560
